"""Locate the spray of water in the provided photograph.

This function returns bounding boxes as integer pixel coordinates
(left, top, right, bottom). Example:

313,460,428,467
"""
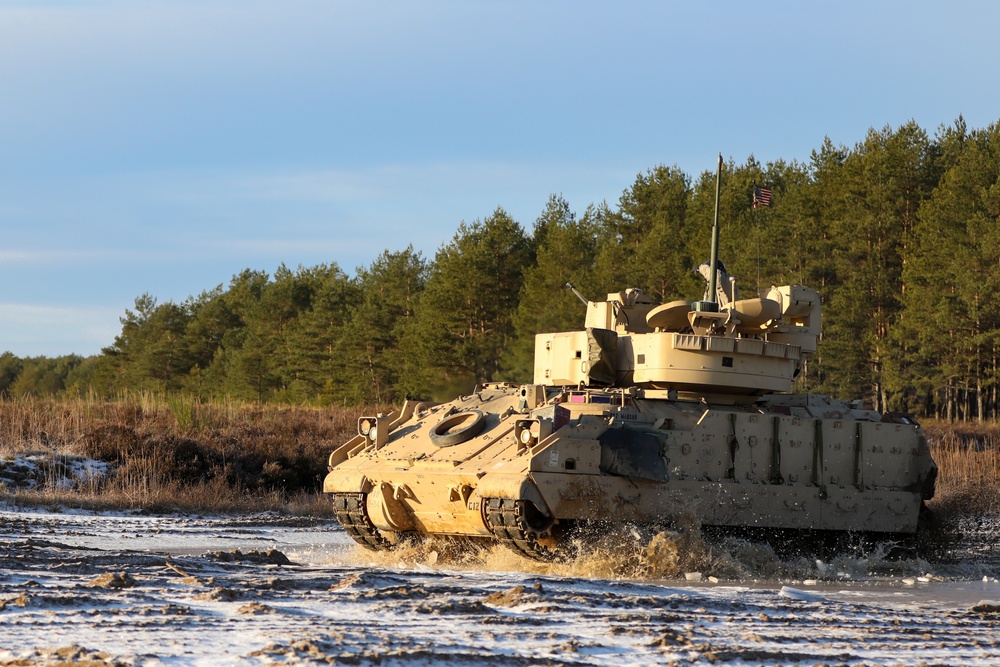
340,518,951,583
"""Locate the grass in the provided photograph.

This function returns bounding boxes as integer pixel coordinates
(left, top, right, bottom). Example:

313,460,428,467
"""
923,420,1000,520
0,396,996,521
0,393,369,515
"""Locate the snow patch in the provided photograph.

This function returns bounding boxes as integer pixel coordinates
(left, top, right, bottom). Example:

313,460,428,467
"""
0,453,112,490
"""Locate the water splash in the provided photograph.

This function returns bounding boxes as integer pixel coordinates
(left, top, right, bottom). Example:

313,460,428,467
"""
337,519,969,584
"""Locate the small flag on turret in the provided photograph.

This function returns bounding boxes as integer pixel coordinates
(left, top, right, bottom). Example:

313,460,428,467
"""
753,185,773,208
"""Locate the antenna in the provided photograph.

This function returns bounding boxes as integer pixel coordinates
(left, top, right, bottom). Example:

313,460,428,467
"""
694,154,724,314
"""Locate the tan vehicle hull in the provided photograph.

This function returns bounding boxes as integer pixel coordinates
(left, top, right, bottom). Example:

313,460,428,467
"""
325,383,936,560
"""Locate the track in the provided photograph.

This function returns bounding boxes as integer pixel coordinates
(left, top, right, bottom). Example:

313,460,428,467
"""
334,493,562,561
483,497,562,562
331,492,393,551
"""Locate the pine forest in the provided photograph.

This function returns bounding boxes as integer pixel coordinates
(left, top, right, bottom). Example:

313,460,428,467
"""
5,118,1000,422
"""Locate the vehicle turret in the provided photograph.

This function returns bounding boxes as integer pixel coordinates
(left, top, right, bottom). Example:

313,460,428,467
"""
535,278,820,400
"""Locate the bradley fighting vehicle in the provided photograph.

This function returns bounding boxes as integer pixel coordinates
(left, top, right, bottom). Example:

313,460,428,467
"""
324,157,937,561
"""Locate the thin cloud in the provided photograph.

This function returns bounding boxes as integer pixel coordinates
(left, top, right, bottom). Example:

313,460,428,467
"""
1,303,121,357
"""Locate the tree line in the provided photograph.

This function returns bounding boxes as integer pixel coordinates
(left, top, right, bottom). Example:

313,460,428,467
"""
4,117,1000,421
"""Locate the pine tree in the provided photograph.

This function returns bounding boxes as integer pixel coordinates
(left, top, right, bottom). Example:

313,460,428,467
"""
820,123,936,408
898,122,1000,419
503,196,600,382
280,264,356,403
103,294,193,392
404,208,532,398
597,165,697,301
339,247,427,404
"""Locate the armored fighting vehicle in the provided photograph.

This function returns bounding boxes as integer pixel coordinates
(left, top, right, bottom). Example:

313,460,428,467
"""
324,159,937,561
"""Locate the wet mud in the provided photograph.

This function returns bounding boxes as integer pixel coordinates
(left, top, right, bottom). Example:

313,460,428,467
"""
1,509,999,666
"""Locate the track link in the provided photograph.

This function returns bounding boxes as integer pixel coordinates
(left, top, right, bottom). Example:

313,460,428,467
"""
332,492,394,551
484,498,563,562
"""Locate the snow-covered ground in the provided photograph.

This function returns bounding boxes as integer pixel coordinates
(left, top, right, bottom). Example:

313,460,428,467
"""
0,453,111,491
1,506,999,666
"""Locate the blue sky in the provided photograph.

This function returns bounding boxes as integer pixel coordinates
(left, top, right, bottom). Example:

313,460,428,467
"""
2,0,999,357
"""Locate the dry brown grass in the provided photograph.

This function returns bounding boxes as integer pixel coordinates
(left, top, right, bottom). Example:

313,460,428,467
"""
923,420,1000,519
2,396,998,520
0,393,370,515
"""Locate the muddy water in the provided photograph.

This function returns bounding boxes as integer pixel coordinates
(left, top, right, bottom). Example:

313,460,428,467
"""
1,508,999,666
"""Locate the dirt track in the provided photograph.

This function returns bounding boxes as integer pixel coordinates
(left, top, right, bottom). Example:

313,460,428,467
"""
1,509,999,666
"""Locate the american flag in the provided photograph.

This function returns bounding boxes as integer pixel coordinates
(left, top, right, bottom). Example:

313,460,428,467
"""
753,185,773,208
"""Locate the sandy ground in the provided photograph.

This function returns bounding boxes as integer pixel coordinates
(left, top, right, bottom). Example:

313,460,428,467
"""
1,507,999,666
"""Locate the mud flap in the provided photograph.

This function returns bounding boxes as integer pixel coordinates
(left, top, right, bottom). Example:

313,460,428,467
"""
475,474,553,518
323,470,373,494
367,482,416,532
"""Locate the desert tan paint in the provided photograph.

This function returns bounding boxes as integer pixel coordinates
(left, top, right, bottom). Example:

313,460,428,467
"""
324,283,936,559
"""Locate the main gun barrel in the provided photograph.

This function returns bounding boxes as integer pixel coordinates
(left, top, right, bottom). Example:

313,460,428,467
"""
565,282,590,306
